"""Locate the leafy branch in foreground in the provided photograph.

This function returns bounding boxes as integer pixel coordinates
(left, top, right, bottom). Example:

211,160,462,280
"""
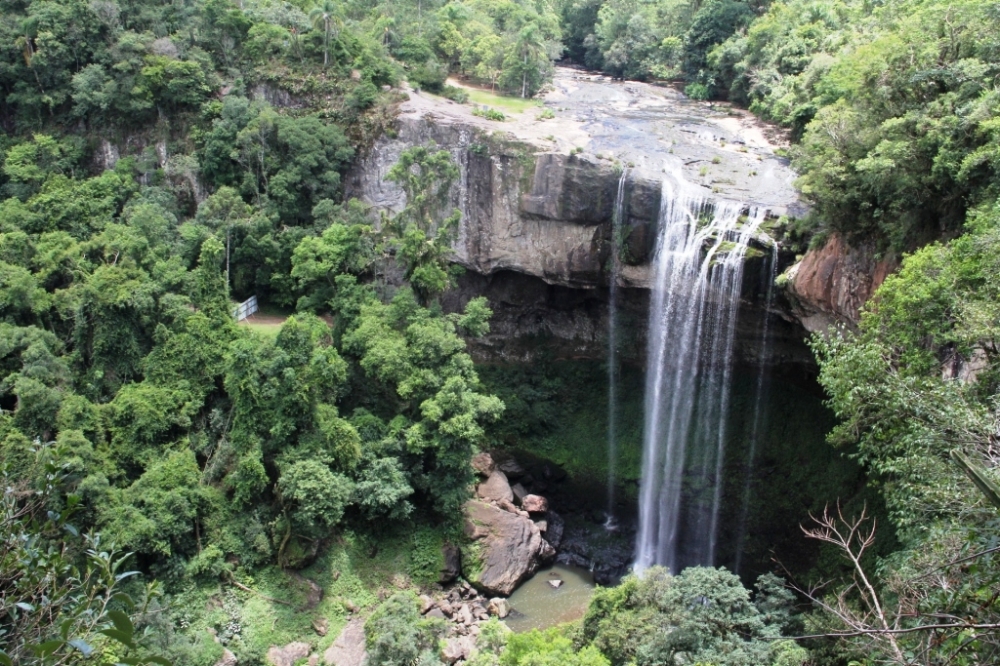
791,504,1000,665
0,443,170,666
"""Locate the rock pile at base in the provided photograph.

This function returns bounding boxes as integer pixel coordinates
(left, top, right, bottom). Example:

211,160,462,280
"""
418,581,515,664
461,453,559,596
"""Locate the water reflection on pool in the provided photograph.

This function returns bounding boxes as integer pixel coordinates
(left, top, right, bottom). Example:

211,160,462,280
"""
504,564,596,633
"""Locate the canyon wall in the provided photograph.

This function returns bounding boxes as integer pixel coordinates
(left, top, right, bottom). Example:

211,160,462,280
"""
347,79,885,366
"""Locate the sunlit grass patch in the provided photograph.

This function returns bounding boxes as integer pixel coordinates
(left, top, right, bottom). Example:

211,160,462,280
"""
465,88,541,114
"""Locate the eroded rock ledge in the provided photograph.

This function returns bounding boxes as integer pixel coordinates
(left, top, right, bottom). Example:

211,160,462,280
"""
783,234,898,333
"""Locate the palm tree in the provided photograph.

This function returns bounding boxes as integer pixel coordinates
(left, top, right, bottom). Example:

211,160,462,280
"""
309,0,343,69
17,17,38,67
374,15,397,48
513,23,546,99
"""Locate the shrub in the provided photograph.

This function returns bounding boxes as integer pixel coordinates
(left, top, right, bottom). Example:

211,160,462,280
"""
684,82,711,100
472,107,506,121
441,86,470,103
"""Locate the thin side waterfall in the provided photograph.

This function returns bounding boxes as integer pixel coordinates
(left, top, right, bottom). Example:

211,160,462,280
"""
635,166,768,574
605,169,628,530
734,241,778,574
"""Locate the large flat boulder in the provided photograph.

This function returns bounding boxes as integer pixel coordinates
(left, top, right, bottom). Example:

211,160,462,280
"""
462,500,544,596
267,642,310,666
324,618,366,666
476,470,513,503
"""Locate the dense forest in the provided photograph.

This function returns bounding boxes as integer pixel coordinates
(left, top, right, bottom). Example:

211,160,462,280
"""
1,0,999,665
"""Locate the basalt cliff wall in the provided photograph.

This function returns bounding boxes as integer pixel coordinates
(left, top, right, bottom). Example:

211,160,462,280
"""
346,83,885,367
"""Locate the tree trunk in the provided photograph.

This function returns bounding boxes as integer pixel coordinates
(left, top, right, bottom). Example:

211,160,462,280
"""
324,18,330,68
522,54,528,98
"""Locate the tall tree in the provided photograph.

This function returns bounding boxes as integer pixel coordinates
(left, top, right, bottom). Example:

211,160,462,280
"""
309,0,343,68
513,23,547,98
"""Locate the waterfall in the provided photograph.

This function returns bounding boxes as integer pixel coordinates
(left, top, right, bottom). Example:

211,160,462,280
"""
634,166,768,574
605,169,628,531
734,241,778,574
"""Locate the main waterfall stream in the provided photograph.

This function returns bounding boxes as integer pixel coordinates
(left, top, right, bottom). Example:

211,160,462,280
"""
634,166,770,573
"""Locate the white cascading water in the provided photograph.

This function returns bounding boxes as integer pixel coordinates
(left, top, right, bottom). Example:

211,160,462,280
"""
634,165,768,574
605,169,628,530
734,241,778,574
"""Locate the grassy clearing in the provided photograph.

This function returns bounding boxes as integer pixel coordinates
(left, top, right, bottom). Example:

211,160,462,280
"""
240,320,283,338
466,88,541,114
235,303,292,338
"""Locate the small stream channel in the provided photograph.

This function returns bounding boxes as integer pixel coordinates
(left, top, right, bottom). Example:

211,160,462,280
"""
504,565,596,632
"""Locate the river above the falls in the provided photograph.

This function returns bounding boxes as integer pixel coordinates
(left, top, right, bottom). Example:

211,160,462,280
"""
504,564,597,633
543,68,802,213
412,66,803,216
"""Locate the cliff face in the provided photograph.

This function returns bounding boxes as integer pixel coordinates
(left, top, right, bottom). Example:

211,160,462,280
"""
345,71,822,366
783,235,898,333
347,113,662,290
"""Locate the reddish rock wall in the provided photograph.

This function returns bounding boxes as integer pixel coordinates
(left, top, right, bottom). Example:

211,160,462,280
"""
785,234,898,333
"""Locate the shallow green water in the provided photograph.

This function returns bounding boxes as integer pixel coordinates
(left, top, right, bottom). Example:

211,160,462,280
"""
504,565,596,632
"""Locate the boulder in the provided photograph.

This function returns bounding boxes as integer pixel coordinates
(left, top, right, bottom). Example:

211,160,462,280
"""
267,642,310,666
214,649,238,666
440,544,462,584
510,483,528,504
462,500,545,596
498,498,518,514
471,452,495,476
538,539,557,563
419,595,435,614
534,519,548,533
442,636,476,664
521,494,549,514
457,604,474,626
323,618,367,666
487,598,511,619
426,607,447,620
497,459,526,478
476,470,513,503
312,617,329,636
547,579,563,589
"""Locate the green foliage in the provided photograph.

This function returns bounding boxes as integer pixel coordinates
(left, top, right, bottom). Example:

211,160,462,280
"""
341,286,504,516
472,107,507,121
291,199,376,311
0,2,516,663
385,145,463,302
0,443,170,666
277,459,354,534
364,592,447,666
814,203,1000,531
503,628,609,666
408,525,446,585
579,566,801,666
812,200,1000,663
681,0,752,85
101,449,213,558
